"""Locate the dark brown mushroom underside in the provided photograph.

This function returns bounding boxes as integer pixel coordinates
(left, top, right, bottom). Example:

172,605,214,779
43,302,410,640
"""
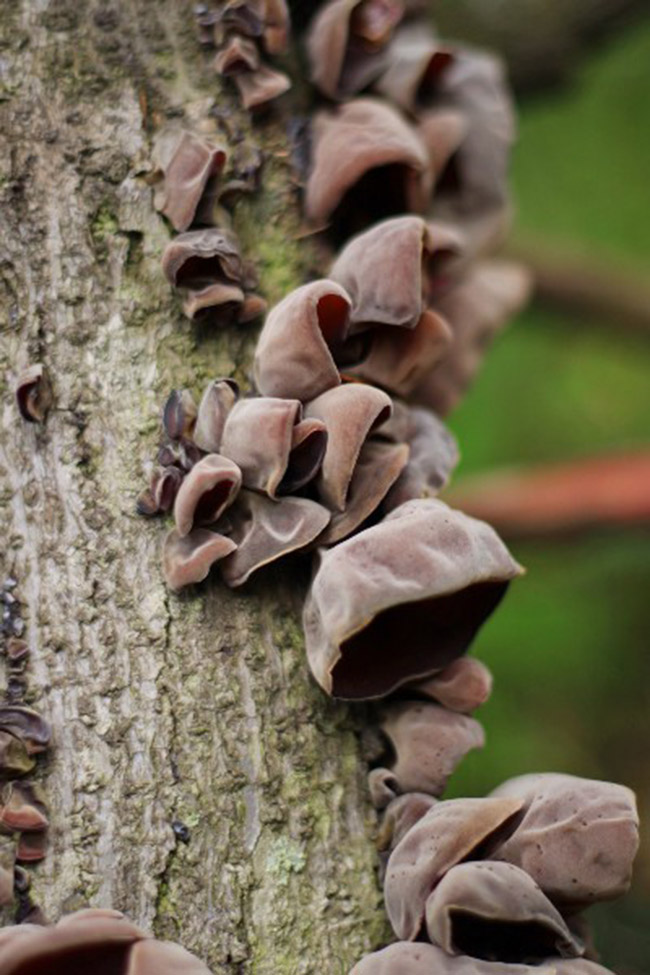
193,480,238,526
11,943,132,975
449,912,569,964
174,255,235,289
317,293,350,345
331,581,509,699
278,428,328,495
329,163,420,244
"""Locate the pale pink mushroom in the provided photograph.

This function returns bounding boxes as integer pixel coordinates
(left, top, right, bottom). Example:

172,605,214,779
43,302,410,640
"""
153,130,227,232
173,454,242,537
193,379,239,453
406,656,493,713
163,529,237,590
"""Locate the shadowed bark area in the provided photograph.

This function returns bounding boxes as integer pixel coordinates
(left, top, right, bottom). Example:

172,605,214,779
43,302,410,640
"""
0,1,386,971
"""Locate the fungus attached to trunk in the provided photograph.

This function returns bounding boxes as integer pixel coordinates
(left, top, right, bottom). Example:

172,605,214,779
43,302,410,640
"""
407,656,493,713
384,796,525,941
0,908,213,975
0,781,49,833
425,861,583,963
305,99,431,238
16,365,53,424
193,378,239,453
303,498,523,700
371,700,484,805
376,792,438,853
163,528,238,590
173,454,242,537
153,130,227,233
489,773,640,910
254,280,351,401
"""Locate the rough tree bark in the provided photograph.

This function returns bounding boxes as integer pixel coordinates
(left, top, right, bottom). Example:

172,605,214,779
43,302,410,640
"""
0,1,387,971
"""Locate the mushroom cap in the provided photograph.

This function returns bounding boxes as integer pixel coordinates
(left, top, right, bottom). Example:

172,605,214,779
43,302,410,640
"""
182,283,245,322
153,130,227,233
213,33,260,74
373,700,484,804
163,528,237,590
220,491,331,587
234,64,291,110
303,498,523,700
406,656,493,713
125,938,214,974
381,404,459,511
0,706,51,754
376,792,438,850
193,378,239,453
220,397,302,497
0,729,36,775
0,781,49,832
173,454,242,537
350,941,592,974
489,773,640,910
414,260,532,416
304,98,431,228
161,228,242,289
384,795,525,941
306,383,393,510
425,861,583,962
375,23,456,112
254,279,351,402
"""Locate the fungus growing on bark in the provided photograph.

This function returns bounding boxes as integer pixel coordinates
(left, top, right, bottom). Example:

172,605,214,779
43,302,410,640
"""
153,130,227,232
163,528,237,591
193,378,239,453
380,404,459,510
16,365,53,424
220,491,330,587
0,781,49,833
370,701,484,806
304,99,431,236
489,773,640,910
303,498,523,700
424,861,583,962
407,656,493,713
173,454,242,537
384,795,525,941
0,731,35,776
374,24,456,113
307,0,404,101
162,389,198,442
0,908,213,975
414,260,532,416
0,706,51,755
376,792,438,853
234,63,292,111
137,466,184,518
220,397,326,497
329,216,462,331
254,280,351,401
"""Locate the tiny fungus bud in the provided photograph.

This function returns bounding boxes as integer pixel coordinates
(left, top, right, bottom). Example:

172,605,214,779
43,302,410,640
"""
173,454,242,537
254,280,351,401
304,499,523,700
162,528,237,591
162,229,243,291
16,365,53,424
406,656,493,713
162,389,197,442
384,796,525,940
153,130,227,233
213,34,260,75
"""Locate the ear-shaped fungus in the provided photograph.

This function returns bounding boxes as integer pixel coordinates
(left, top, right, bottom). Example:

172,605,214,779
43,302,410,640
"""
254,280,351,401
425,861,583,962
0,730,35,776
220,397,326,497
305,383,393,510
371,701,484,806
0,781,49,833
413,260,532,416
163,529,237,590
0,908,213,975
350,942,614,974
376,793,438,852
381,405,459,510
153,130,227,233
193,378,239,453
328,216,462,332
173,455,242,536
304,498,523,700
489,773,640,911
407,656,493,713
384,796,525,941
220,491,331,587
16,364,53,423
233,62,292,111
305,99,431,235
307,0,404,101
375,24,456,113
0,706,51,755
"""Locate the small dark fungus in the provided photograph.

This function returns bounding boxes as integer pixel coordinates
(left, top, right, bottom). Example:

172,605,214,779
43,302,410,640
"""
376,793,437,852
16,830,48,863
407,656,493,713
0,706,51,755
6,638,30,664
16,365,53,424
161,229,243,290
193,378,240,453
234,63,292,111
0,731,35,776
163,528,237,590
162,389,198,442
381,404,459,510
153,130,227,232
0,837,14,907
147,466,184,516
254,280,351,401
317,440,409,546
384,795,525,941
220,491,331,587
220,397,302,497
0,908,212,975
373,701,484,804
305,98,431,234
173,454,242,536
424,861,583,963
213,33,260,75
413,260,532,416
305,383,393,510
308,0,404,101
489,773,640,910
0,782,49,833
304,498,523,700
218,1,265,41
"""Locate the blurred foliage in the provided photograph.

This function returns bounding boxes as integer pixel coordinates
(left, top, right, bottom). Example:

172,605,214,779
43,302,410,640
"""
443,14,650,973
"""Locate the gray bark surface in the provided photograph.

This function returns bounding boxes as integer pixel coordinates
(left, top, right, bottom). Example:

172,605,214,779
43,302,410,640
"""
0,1,386,970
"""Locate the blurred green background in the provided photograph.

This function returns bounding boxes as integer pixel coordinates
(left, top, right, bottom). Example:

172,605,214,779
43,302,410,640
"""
435,12,650,973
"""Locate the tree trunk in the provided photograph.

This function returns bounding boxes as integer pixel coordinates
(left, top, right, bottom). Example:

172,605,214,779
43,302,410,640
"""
0,1,386,970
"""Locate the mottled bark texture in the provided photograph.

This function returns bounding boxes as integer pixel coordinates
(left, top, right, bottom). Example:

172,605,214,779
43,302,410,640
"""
0,2,386,971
